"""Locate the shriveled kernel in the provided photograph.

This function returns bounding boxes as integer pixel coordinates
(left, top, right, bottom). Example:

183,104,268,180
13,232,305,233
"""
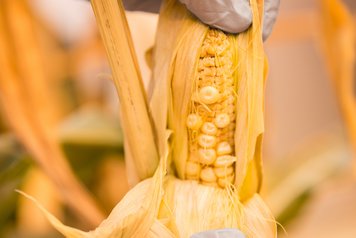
202,67,216,77
198,75,214,85
200,167,217,183
201,43,229,57
186,114,203,130
198,134,217,148
198,148,216,165
199,86,220,104
214,113,230,128
201,57,215,67
214,166,234,178
215,57,230,67
200,45,216,57
201,122,218,135
185,161,201,179
214,155,236,167
218,175,235,188
216,141,232,155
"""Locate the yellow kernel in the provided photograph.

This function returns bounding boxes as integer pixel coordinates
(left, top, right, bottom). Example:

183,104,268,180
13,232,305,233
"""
218,175,235,188
201,122,218,135
200,167,217,183
214,155,236,167
198,134,217,148
214,113,230,128
185,161,201,179
206,46,216,55
186,114,203,130
199,86,220,104
216,141,232,155
214,166,234,178
198,148,216,165
188,153,199,162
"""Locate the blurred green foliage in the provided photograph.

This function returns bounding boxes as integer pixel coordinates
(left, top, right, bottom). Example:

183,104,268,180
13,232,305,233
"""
0,135,31,237
0,108,124,238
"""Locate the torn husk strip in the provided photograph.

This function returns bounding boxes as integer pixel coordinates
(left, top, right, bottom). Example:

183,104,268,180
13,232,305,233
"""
0,0,104,226
319,0,356,175
91,0,159,182
26,0,276,237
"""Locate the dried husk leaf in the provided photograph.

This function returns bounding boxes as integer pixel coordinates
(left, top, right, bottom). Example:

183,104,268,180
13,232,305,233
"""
25,133,275,237
233,0,266,198
24,176,275,237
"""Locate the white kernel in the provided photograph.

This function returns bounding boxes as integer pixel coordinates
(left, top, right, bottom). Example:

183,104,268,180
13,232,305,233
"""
201,122,218,135
214,166,234,178
198,148,216,165
214,155,236,167
218,175,235,188
199,86,220,104
198,134,217,148
200,167,217,183
185,161,201,179
186,114,203,130
214,113,230,128
216,142,232,155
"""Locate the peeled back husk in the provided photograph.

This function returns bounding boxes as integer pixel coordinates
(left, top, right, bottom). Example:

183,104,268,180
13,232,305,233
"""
25,0,276,237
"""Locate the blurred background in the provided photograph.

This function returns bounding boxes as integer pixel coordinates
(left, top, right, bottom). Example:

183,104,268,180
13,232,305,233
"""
0,0,355,237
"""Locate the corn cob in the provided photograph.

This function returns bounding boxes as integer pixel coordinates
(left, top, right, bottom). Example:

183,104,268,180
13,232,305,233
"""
185,29,236,188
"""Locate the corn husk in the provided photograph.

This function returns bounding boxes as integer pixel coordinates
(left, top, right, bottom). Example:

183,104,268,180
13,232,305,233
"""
25,0,276,237
23,164,275,237
150,0,266,200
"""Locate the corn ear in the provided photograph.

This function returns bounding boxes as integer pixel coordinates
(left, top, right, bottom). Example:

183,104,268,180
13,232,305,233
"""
154,0,266,197
27,0,276,237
